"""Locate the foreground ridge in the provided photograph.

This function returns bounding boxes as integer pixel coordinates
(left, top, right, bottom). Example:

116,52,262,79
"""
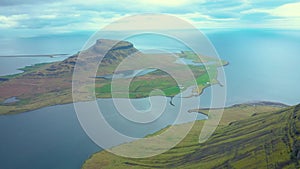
82,104,300,169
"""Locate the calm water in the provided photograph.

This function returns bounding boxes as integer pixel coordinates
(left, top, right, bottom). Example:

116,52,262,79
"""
0,29,300,169
0,97,205,169
0,32,90,76
207,29,300,105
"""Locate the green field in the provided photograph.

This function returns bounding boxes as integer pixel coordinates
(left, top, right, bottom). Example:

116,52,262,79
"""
94,51,224,98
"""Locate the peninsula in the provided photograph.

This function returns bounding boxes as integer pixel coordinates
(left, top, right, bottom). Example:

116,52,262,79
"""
0,39,227,115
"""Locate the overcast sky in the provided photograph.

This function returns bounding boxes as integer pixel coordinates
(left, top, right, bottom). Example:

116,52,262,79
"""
0,0,300,37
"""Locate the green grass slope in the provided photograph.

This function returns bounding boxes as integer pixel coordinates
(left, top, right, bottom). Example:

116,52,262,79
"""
82,104,300,169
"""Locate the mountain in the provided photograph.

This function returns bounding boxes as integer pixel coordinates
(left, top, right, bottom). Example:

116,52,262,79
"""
0,39,139,114
0,38,225,115
82,39,138,65
24,39,138,78
82,103,300,169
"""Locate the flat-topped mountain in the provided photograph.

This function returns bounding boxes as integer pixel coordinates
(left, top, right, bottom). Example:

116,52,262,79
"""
0,39,139,114
0,39,225,115
33,39,138,77
79,39,138,65
84,39,136,56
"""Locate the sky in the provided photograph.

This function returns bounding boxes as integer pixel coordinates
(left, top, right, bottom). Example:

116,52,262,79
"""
0,0,300,37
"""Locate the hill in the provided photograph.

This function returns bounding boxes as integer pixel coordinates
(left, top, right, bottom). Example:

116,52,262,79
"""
0,39,139,114
82,103,300,169
0,39,225,114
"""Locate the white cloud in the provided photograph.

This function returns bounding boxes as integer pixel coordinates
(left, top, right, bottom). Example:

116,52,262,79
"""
0,14,29,28
177,12,237,22
67,0,202,7
240,2,300,29
241,9,267,14
137,0,200,7
270,2,300,17
176,12,212,21
1,0,300,36
242,2,300,17
38,14,58,19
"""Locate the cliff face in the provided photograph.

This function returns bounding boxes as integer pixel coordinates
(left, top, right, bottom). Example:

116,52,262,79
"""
100,40,138,65
86,39,136,55
38,39,139,77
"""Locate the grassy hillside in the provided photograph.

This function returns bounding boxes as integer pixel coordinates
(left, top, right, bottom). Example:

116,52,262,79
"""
82,103,300,169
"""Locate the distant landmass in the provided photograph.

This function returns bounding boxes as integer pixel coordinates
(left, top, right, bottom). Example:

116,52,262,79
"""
0,54,69,58
0,39,226,114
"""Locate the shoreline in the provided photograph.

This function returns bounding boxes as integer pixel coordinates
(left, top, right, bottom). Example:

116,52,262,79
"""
0,54,69,58
0,95,290,116
0,69,226,116
188,100,290,115
80,100,291,169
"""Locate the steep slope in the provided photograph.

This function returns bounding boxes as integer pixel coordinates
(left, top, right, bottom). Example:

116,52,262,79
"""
82,104,300,169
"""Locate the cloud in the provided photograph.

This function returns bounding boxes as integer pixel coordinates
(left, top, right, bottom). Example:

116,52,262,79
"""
38,14,58,19
246,0,297,8
0,0,300,37
67,0,201,7
270,2,300,17
0,14,29,28
242,2,300,17
241,2,300,28
0,0,59,6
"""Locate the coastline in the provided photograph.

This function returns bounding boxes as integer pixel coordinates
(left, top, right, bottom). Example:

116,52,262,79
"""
0,54,228,115
0,60,288,117
0,83,219,115
80,101,288,169
188,100,289,116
